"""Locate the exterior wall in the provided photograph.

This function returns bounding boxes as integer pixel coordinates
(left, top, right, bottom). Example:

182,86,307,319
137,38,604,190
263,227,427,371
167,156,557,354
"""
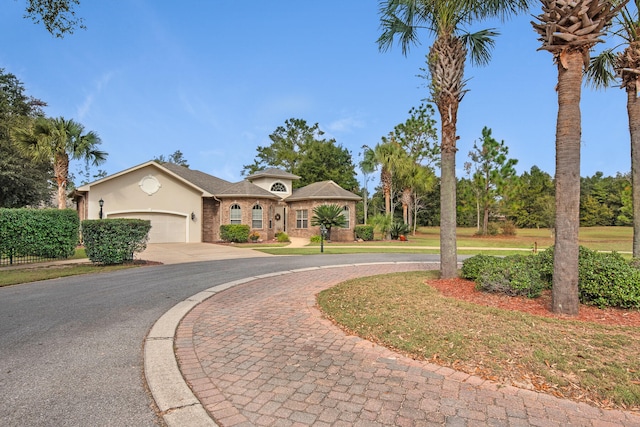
202,198,219,242
85,164,203,243
218,198,280,241
286,200,358,242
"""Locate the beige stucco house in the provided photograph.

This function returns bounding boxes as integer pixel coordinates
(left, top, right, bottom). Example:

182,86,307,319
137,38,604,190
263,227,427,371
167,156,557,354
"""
74,161,361,243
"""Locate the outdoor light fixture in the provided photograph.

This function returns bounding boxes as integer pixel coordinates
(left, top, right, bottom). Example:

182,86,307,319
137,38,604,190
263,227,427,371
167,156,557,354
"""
320,224,327,253
99,198,104,219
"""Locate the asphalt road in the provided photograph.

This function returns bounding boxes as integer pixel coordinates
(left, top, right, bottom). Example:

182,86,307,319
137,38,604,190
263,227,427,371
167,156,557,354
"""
0,253,440,426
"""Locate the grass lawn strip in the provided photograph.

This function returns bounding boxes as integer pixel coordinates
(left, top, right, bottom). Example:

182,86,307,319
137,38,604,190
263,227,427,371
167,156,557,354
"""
317,271,640,411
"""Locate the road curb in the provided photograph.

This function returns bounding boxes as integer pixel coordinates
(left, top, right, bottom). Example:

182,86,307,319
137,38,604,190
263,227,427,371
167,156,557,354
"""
143,262,429,427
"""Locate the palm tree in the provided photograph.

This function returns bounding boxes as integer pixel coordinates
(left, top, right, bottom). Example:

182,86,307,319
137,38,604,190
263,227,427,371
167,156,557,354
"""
13,116,107,209
362,140,404,217
532,0,625,315
378,0,532,279
311,204,347,241
586,1,640,257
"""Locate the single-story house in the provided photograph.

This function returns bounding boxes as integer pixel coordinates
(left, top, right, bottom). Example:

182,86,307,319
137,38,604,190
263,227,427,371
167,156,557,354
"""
73,161,361,243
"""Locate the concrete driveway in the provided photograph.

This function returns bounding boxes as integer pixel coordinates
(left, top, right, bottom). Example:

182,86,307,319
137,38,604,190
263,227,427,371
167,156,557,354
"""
138,242,274,264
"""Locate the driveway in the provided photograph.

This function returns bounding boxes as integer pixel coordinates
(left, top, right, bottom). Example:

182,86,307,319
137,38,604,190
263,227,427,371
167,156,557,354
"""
138,242,273,264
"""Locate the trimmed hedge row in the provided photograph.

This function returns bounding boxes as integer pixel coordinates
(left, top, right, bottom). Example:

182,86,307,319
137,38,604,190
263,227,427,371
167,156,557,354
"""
82,219,151,265
0,208,79,259
462,247,640,308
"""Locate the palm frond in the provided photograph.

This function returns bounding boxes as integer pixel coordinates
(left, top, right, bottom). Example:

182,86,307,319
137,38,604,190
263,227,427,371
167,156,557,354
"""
586,49,618,89
462,28,499,66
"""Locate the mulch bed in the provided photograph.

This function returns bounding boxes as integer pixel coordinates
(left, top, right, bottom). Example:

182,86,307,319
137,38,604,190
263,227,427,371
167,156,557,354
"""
427,278,640,327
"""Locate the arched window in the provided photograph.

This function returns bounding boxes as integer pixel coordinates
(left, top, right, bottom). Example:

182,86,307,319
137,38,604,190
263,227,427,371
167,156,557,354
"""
230,204,241,224
342,205,350,229
270,182,287,192
252,204,263,229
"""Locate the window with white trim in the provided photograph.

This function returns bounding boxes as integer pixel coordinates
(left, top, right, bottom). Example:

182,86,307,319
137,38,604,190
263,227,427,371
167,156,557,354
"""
342,205,350,229
296,209,308,229
252,204,263,229
230,204,242,224
270,182,287,192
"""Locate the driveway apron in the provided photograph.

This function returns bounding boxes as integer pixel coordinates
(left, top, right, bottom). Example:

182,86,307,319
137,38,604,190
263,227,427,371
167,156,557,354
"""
174,263,640,427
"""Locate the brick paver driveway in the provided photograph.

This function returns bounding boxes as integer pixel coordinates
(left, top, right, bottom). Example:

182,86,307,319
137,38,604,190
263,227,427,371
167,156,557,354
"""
175,263,640,427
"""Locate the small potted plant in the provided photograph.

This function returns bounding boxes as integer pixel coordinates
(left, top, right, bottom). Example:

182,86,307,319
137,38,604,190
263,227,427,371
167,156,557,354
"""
249,231,260,242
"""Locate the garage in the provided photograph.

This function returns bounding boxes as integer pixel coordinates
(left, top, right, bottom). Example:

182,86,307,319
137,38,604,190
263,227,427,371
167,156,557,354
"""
109,212,187,243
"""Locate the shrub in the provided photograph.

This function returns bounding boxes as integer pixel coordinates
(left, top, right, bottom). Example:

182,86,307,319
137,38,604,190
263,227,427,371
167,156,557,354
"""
220,224,250,243
578,248,640,309
0,208,79,260
82,219,151,264
463,254,548,298
501,220,517,236
249,231,260,242
310,234,322,243
276,232,290,243
461,255,501,281
478,254,548,298
354,225,374,241
486,222,500,236
389,221,410,240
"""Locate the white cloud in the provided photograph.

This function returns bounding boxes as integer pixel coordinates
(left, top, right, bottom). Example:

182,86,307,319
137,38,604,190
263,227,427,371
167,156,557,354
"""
77,71,114,120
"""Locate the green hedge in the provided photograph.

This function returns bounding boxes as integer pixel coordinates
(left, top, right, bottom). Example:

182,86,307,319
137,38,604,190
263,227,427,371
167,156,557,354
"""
220,224,250,243
0,208,79,259
462,247,640,308
82,219,151,265
354,225,374,241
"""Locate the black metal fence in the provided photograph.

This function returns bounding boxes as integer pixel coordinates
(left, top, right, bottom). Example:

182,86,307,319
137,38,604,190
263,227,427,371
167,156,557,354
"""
0,249,62,267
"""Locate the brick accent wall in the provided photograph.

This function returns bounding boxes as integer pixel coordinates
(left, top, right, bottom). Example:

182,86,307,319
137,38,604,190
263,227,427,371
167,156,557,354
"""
287,200,357,242
202,198,219,242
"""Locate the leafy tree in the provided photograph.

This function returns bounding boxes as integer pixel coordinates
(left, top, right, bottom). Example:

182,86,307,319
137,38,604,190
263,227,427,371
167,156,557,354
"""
378,0,532,278
13,116,107,209
389,103,439,226
296,141,358,190
506,166,555,229
154,149,189,167
22,0,85,37
464,127,518,235
311,204,347,241
532,0,624,315
243,118,358,190
0,69,51,207
586,1,640,255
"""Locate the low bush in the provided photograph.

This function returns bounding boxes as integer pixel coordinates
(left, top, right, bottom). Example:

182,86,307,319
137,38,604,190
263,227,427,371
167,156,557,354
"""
578,248,640,309
220,224,250,243
276,232,290,243
461,255,501,281
474,254,548,298
310,235,322,243
82,219,151,265
354,225,374,241
501,220,517,236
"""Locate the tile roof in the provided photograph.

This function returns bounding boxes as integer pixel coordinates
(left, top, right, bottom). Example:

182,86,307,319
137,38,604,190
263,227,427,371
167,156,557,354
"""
286,181,361,201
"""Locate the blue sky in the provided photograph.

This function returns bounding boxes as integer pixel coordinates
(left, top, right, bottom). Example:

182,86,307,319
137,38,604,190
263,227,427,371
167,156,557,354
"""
0,1,631,189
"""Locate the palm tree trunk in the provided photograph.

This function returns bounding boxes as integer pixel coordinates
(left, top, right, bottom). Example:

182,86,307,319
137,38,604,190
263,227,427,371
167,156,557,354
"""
54,152,69,209
552,50,582,316
628,83,640,258
440,140,458,279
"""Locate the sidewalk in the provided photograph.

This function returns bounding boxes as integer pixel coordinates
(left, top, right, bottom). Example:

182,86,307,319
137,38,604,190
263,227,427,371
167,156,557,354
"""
146,263,640,427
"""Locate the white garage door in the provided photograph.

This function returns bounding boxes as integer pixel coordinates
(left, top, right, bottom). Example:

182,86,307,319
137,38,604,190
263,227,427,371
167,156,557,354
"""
109,212,186,243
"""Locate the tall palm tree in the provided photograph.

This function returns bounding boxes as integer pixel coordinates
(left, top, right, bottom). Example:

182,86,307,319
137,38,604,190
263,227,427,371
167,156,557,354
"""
586,1,640,257
532,0,626,315
378,0,532,279
362,140,404,217
13,116,107,209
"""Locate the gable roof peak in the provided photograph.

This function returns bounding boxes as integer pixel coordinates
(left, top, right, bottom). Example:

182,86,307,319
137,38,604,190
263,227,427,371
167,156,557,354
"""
246,168,300,181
